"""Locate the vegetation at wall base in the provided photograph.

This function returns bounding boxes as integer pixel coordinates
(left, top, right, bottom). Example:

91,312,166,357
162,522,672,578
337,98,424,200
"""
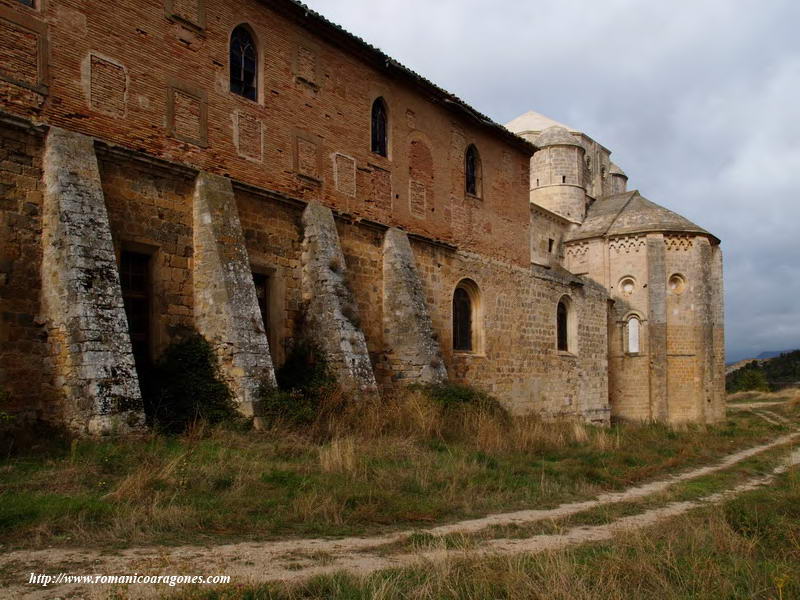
0,389,796,550
143,332,240,434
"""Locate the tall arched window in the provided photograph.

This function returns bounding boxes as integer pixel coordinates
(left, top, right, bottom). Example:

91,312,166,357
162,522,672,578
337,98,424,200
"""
557,300,569,352
230,25,257,101
453,287,472,351
371,97,388,157
626,316,641,354
453,279,481,353
465,144,482,197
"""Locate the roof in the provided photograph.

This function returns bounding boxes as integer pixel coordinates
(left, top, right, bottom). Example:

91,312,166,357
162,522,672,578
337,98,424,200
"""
532,126,582,148
267,0,535,154
609,162,627,177
505,111,577,135
566,191,718,243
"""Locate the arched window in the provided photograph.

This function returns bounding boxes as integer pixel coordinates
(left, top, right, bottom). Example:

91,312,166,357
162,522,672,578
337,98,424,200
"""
626,316,641,354
465,144,482,197
557,301,569,352
453,279,481,353
453,287,472,351
371,97,388,157
230,25,257,101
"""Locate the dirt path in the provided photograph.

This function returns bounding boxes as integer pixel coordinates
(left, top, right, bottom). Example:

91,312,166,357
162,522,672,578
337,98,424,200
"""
2,431,798,599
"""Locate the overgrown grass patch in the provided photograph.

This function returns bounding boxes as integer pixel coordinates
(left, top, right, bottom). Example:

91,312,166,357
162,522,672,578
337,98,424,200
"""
0,391,796,550
179,466,800,600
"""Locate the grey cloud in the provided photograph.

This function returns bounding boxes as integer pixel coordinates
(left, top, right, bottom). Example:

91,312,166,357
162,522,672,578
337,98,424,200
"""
309,0,800,361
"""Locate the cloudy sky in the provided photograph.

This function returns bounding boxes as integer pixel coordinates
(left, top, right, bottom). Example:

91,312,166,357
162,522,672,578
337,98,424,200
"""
307,0,799,362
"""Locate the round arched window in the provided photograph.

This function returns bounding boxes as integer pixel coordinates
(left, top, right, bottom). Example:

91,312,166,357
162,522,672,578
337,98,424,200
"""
669,274,687,295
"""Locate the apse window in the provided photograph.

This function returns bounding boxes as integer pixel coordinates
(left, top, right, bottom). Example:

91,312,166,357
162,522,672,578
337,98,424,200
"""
619,276,636,296
230,25,258,101
371,97,388,157
626,316,641,354
453,279,481,353
668,273,686,295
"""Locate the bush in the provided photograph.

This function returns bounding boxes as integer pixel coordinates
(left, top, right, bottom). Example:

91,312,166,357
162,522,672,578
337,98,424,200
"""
726,362,771,393
257,340,338,427
145,332,239,433
411,382,508,417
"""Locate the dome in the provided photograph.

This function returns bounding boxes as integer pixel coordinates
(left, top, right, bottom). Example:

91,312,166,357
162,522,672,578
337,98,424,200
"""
532,126,582,149
609,162,627,177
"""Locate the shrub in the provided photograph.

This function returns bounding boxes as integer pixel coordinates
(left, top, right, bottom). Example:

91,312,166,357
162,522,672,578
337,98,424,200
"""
411,382,508,417
145,332,239,433
726,362,771,393
257,341,338,427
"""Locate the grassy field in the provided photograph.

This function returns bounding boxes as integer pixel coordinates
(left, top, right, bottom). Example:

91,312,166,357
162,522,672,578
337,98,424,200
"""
0,388,797,551
177,466,800,600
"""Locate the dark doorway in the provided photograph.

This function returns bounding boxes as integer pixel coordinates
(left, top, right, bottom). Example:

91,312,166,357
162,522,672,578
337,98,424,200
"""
120,251,152,386
453,287,472,352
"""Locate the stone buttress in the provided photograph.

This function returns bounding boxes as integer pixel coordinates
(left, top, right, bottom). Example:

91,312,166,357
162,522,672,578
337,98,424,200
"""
41,127,145,435
192,171,276,415
382,228,447,384
300,202,377,394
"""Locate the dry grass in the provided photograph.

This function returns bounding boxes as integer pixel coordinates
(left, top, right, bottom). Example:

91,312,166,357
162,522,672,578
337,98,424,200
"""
0,387,796,550
728,387,800,404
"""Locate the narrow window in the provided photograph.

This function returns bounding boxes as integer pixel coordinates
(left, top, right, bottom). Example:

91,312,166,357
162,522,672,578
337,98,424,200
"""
371,97,388,156
453,287,472,352
465,144,482,197
230,25,257,101
557,300,569,352
120,251,152,374
253,273,270,334
548,238,555,253
562,175,567,183
627,317,641,354
17,0,35,6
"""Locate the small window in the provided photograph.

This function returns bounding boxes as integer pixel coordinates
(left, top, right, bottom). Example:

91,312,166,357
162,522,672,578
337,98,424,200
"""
230,25,257,101
557,301,568,351
253,272,270,333
465,144,482,197
627,316,641,354
17,0,35,6
561,175,566,183
548,238,555,253
371,97,388,157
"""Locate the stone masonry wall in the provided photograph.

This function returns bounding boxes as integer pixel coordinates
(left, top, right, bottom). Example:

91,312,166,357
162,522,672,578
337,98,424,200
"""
40,127,145,435
0,123,56,423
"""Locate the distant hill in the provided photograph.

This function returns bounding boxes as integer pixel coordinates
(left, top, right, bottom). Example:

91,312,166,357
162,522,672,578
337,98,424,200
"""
756,349,798,360
727,350,800,392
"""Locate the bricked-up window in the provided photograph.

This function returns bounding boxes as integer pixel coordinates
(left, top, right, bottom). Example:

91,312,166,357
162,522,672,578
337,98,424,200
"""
453,287,472,352
230,25,257,101
371,97,388,157
627,316,641,354
120,251,152,372
465,144,482,197
557,300,569,352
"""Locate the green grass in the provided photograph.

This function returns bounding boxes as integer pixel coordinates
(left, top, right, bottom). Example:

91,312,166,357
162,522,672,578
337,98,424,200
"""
172,466,800,600
0,394,796,550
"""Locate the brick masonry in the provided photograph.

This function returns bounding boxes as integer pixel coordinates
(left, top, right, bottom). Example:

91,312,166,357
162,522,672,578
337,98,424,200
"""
0,0,724,431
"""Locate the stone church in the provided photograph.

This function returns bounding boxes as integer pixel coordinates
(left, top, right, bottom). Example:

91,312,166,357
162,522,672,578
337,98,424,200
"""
0,0,725,435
